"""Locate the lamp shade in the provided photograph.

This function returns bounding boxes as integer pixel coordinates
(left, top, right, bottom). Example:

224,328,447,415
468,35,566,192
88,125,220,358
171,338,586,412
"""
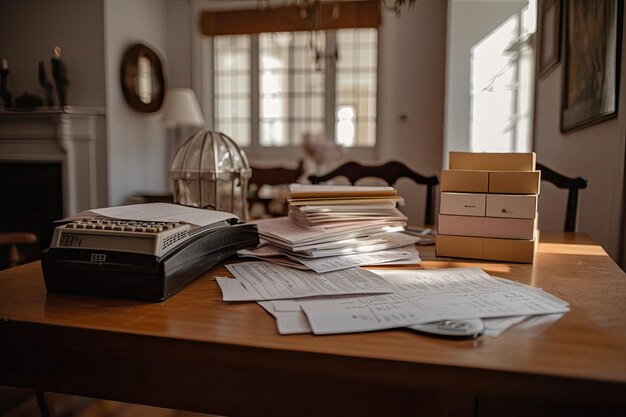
162,88,205,128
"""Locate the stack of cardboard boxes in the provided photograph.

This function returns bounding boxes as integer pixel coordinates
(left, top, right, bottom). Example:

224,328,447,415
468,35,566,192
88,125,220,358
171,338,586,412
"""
435,152,540,263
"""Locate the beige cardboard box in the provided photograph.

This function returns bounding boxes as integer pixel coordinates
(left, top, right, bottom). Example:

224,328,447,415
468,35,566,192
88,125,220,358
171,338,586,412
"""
486,194,537,219
484,235,538,263
436,234,537,263
440,170,489,192
438,214,485,237
489,171,541,194
441,170,541,194
449,152,536,171
484,216,537,240
438,214,537,240
436,235,485,260
440,192,486,216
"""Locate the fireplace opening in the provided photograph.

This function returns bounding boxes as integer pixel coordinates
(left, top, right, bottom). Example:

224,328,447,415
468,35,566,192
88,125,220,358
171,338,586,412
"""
0,162,63,270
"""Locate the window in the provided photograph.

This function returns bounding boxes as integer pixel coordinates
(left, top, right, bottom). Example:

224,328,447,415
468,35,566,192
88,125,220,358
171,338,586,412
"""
214,35,251,147
210,28,377,150
259,32,325,146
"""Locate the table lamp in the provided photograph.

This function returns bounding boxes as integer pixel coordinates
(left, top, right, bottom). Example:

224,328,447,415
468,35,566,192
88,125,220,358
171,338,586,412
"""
162,88,206,146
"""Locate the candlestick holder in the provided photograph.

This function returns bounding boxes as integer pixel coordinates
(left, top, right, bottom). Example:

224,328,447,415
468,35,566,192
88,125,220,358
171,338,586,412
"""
0,59,12,108
51,46,69,107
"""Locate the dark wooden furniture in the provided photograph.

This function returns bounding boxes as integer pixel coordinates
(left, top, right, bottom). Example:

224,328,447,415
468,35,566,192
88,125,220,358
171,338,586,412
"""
0,232,37,269
308,160,439,226
248,159,305,217
536,162,588,232
1,232,624,417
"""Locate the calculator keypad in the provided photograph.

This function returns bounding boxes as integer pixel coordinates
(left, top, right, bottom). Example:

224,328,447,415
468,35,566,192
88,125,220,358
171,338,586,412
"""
52,218,193,257
65,219,184,234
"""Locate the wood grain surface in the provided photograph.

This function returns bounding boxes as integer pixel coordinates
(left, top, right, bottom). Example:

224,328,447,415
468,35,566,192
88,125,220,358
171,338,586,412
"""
0,232,624,417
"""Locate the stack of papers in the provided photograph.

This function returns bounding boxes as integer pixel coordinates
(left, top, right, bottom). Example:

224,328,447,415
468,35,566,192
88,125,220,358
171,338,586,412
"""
238,184,426,271
242,217,421,271
217,263,570,337
288,184,406,230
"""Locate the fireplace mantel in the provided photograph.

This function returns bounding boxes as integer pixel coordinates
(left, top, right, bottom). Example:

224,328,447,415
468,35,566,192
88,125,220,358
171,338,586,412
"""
0,107,106,216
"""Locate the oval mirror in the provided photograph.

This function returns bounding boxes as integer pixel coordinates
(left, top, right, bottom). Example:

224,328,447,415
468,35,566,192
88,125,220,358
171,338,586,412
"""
120,43,165,113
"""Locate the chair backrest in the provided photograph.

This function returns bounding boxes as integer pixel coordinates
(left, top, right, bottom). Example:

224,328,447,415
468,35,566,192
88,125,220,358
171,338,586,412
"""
536,162,588,232
0,232,38,270
248,159,305,216
308,160,439,226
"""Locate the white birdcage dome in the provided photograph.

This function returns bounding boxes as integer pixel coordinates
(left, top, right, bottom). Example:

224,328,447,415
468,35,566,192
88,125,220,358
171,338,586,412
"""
169,131,251,221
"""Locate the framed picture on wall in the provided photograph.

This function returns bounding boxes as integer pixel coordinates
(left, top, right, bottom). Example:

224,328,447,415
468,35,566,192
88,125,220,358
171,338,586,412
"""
561,0,623,132
538,0,561,78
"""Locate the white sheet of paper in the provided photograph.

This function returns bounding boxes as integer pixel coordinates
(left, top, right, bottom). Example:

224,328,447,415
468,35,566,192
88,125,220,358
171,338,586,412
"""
237,253,310,270
300,268,570,334
241,244,420,273
296,203,396,212
254,217,405,246
62,203,237,226
215,277,256,301
513,312,565,333
481,316,529,337
258,301,312,334
225,261,392,301
287,246,420,273
292,232,420,258
289,184,395,193
271,299,302,312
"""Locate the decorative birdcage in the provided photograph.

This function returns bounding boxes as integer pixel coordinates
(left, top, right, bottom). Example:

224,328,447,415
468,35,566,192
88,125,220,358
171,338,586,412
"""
169,131,251,221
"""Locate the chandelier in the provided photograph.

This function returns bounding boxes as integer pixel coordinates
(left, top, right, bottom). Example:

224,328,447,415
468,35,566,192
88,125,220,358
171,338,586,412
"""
276,0,418,69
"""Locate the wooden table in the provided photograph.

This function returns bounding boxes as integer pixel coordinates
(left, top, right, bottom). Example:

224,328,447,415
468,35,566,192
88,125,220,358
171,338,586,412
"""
1,232,625,417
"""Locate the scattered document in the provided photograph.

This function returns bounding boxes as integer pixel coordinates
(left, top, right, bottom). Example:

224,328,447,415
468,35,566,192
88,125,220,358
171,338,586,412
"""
299,268,570,334
403,227,437,245
218,269,569,337
480,316,529,337
62,203,237,227
256,301,564,337
223,262,392,301
239,244,420,273
258,301,312,334
288,246,420,272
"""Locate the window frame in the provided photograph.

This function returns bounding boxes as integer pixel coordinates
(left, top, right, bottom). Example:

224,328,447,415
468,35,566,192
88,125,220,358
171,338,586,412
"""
202,29,380,162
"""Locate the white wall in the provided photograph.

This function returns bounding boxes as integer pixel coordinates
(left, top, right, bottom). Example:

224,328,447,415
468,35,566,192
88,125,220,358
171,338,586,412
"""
0,0,109,210
104,0,170,205
0,0,106,107
533,9,626,262
444,0,527,163
166,0,192,89
377,0,447,225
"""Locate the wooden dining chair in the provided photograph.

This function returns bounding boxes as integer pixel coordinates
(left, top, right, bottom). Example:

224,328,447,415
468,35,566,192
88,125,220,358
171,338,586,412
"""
248,159,305,217
308,160,440,226
536,162,588,232
0,232,38,270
